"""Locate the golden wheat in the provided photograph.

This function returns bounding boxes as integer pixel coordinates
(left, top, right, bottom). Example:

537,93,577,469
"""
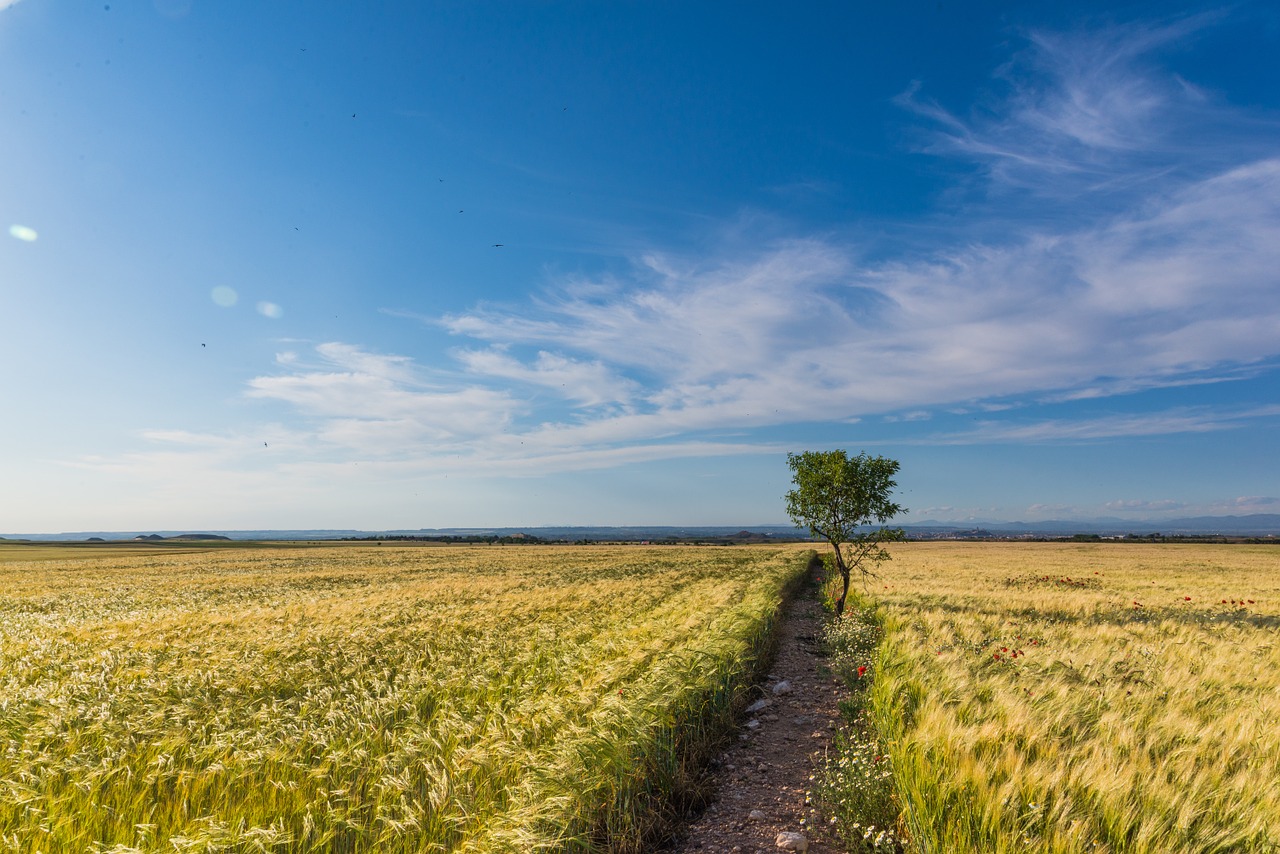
864,542,1280,853
0,544,805,852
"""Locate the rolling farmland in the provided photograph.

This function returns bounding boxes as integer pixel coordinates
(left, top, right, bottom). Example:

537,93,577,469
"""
867,542,1280,853
0,543,807,852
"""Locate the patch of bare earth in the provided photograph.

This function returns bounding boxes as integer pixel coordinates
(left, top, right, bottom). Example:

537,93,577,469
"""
661,587,848,854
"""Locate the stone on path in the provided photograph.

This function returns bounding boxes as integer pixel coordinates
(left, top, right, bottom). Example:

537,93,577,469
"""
775,830,809,851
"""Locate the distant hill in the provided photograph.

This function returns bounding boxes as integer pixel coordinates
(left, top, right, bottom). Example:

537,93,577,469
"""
4,526,807,543
5,515,1278,542
906,514,1280,537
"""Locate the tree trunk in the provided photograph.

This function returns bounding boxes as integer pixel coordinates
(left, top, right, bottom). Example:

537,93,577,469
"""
831,542,850,619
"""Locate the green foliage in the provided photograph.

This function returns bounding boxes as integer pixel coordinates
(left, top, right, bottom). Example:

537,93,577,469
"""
785,450,905,617
813,591,906,852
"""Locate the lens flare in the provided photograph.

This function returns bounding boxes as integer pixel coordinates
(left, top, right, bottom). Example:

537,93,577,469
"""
257,301,283,319
8,225,38,242
153,0,193,18
211,286,238,307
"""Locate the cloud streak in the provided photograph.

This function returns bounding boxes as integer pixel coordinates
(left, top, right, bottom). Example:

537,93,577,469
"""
897,11,1265,199
84,13,1280,482
426,155,1280,456
917,405,1280,446
189,145,1280,474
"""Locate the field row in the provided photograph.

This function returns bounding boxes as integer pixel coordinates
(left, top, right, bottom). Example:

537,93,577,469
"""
0,544,807,852
864,542,1280,853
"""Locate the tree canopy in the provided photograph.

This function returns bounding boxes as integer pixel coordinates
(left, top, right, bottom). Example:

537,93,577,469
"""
785,450,905,617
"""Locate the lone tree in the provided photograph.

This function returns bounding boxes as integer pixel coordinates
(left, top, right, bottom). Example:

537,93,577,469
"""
785,450,905,618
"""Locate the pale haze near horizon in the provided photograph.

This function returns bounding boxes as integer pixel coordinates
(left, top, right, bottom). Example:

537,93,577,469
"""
2,1,1279,534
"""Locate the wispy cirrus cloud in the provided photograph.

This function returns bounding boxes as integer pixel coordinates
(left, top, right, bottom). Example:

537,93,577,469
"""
93,13,1280,482
245,343,519,450
1105,499,1188,513
429,155,1280,454
896,10,1269,198
227,155,1280,471
909,405,1280,445
452,347,639,409
1100,495,1280,518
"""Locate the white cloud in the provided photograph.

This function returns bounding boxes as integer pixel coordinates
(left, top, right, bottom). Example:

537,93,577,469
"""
228,136,1278,473
453,347,639,408
211,286,237,307
71,13,1280,486
1230,496,1280,508
1026,503,1081,516
246,363,517,447
1091,495,1280,519
897,12,1248,197
146,148,1280,478
1104,499,1188,513
432,155,1280,447
443,241,853,386
920,405,1280,445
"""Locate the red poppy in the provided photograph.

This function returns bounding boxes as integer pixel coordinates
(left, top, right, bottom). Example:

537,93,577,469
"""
1185,596,1192,601
857,665,867,678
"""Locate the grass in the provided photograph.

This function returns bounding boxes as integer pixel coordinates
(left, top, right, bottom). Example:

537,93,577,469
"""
811,563,904,853
863,541,1280,853
0,544,807,852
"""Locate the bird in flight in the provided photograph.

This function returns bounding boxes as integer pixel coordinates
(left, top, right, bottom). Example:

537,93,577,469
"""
492,244,504,247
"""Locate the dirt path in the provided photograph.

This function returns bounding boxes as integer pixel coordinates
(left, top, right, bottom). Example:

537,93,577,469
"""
662,584,849,854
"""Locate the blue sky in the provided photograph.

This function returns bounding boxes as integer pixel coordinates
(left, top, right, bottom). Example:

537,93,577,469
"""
3,1,1279,532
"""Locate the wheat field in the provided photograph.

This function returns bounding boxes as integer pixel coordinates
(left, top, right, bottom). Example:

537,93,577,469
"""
864,541,1280,853
0,543,806,853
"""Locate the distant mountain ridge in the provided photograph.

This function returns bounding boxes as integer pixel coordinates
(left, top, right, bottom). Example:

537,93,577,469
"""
909,514,1280,536
4,515,1280,542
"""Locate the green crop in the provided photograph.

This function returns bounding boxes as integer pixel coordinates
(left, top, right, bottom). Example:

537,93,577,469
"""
0,544,806,852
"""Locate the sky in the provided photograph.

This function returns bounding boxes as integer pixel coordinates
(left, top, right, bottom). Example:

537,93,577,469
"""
3,1,1279,533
